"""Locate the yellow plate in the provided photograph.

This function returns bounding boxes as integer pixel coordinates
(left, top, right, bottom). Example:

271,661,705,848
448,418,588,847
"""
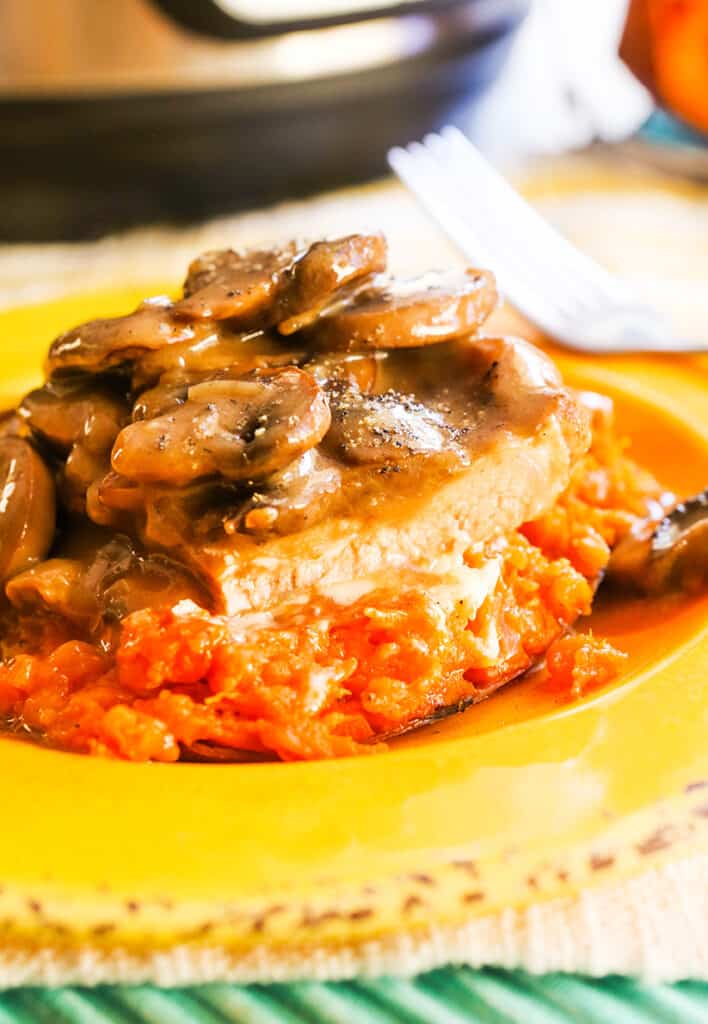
0,289,706,967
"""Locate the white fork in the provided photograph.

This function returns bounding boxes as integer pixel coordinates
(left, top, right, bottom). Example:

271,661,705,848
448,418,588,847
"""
388,126,708,354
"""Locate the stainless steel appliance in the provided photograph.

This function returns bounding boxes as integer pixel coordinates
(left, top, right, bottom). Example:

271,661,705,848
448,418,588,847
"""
1,0,529,240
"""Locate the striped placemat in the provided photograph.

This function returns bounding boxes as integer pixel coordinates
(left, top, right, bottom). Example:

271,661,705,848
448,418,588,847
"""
3,969,708,1022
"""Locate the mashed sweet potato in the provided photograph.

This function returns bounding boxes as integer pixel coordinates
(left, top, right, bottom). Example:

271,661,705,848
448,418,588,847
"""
0,399,668,761
0,530,593,761
521,393,670,578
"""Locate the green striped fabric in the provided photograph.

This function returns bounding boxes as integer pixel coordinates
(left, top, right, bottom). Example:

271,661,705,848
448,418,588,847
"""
2,970,707,1023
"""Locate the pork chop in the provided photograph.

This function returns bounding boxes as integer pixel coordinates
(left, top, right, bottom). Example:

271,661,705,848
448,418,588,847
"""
180,335,590,613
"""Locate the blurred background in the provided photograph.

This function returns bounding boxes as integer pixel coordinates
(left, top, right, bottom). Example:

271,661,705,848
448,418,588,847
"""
1,0,706,241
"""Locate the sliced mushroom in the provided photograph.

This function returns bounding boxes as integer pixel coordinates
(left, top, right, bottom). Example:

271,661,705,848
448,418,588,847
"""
235,449,342,536
62,445,112,516
131,330,301,391
6,558,86,619
0,409,25,438
100,548,212,622
91,471,145,514
306,268,498,350
607,489,708,594
174,234,387,329
89,471,237,549
174,244,299,321
276,233,388,334
112,367,331,487
46,297,206,376
325,384,461,466
21,379,131,518
303,351,384,393
20,378,129,453
6,538,210,627
132,352,304,422
132,375,191,422
463,334,567,433
86,471,153,534
142,480,242,551
0,437,56,584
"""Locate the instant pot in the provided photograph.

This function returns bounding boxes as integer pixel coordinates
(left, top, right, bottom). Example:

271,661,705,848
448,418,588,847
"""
1,0,529,241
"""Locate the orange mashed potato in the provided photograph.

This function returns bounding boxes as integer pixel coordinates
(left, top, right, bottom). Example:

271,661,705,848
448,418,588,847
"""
0,403,667,761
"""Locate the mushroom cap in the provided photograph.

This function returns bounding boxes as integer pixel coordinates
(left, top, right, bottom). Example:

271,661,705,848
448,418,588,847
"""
21,378,129,453
0,437,56,584
46,298,202,376
111,367,331,487
305,268,498,350
174,234,387,330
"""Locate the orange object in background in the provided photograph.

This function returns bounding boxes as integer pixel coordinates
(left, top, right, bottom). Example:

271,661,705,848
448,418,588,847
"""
621,0,708,134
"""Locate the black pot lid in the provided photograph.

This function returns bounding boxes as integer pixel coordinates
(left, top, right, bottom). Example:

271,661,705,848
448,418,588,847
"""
152,0,493,39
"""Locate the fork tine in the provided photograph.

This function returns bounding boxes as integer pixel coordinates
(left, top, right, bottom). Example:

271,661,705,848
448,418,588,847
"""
417,133,591,322
389,129,708,353
388,143,492,265
391,136,588,330
390,140,579,329
420,133,594,320
388,143,570,335
437,127,623,311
